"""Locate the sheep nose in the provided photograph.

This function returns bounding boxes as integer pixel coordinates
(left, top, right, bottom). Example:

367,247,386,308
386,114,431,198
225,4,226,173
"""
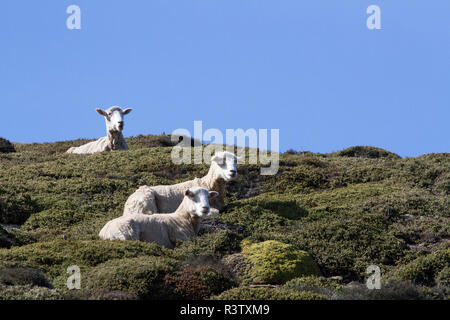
230,170,237,177
118,121,124,126
201,207,209,214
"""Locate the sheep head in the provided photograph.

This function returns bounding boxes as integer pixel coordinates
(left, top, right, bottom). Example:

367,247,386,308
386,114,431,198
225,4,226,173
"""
184,187,219,218
96,106,132,133
211,151,240,181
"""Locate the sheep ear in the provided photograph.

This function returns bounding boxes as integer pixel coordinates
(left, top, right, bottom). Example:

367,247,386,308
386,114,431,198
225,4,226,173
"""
185,189,194,197
209,191,219,199
211,154,225,165
96,108,107,116
122,108,132,115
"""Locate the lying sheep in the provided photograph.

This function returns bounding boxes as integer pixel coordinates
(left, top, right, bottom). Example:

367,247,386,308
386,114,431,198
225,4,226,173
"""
123,151,239,216
67,106,132,154
99,187,219,248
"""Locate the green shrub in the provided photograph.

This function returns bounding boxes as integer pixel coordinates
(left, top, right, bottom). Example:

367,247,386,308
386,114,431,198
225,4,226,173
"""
437,266,450,288
332,146,400,159
262,214,407,278
334,280,427,300
0,267,53,288
0,192,39,224
0,136,448,300
164,266,235,299
391,249,450,286
23,209,88,230
85,256,178,299
210,287,328,300
283,276,343,298
394,154,450,192
176,230,242,258
0,240,177,288
221,253,248,282
127,134,177,149
0,226,14,248
80,289,139,300
392,216,450,247
242,240,320,284
0,137,15,153
0,284,65,300
6,228,37,246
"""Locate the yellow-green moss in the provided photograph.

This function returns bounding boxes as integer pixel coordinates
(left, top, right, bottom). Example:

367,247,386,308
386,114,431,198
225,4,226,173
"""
242,240,320,284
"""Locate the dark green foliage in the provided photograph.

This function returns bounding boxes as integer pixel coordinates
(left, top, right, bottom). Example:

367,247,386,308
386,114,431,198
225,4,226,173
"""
0,226,14,248
259,214,407,278
390,248,450,286
283,276,343,298
0,137,15,153
0,192,39,224
334,281,427,300
0,240,177,289
127,134,177,149
165,266,235,300
176,230,242,258
0,284,65,300
80,289,140,300
0,226,34,248
0,267,53,288
85,256,178,299
0,137,448,299
436,266,450,297
210,287,328,300
332,146,401,159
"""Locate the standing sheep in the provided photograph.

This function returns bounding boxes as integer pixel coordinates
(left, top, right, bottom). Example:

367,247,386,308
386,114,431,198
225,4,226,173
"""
99,187,219,249
123,151,239,216
66,106,132,154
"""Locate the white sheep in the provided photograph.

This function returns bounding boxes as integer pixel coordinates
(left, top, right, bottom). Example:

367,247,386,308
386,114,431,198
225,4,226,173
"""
122,151,239,216
66,106,132,154
99,187,219,248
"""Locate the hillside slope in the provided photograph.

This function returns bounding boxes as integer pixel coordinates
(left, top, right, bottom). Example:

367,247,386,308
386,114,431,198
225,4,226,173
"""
0,136,448,300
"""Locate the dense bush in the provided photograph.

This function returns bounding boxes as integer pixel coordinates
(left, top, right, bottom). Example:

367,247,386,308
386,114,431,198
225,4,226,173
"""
0,136,448,300
85,256,178,299
283,276,342,298
176,229,242,258
0,192,39,224
0,240,177,288
437,266,450,288
332,146,400,159
165,266,235,300
259,214,407,278
334,280,428,300
210,287,328,300
0,137,15,153
0,284,65,300
0,267,53,288
221,253,248,282
390,248,450,286
0,284,138,300
0,226,15,248
241,240,320,284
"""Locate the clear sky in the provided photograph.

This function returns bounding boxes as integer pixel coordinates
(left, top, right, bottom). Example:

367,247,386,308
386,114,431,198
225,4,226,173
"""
1,1,449,157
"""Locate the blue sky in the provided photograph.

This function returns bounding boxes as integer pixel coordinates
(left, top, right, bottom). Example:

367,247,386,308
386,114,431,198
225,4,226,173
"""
1,0,449,157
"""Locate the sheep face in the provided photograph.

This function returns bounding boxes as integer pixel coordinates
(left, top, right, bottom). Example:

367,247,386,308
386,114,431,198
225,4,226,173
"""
184,187,219,218
211,151,239,181
96,106,132,133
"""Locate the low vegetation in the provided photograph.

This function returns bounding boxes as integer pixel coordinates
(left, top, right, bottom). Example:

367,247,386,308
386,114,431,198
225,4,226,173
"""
0,136,448,299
